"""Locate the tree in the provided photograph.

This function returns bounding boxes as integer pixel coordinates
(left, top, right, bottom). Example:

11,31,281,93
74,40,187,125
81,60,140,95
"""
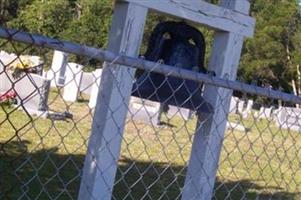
8,0,73,38
0,0,34,24
63,0,112,48
239,0,301,94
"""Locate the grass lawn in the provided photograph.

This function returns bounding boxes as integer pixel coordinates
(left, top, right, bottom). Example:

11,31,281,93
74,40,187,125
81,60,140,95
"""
1,89,301,199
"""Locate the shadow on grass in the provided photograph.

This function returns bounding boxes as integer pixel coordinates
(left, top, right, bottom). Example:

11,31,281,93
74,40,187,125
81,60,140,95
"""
77,98,89,103
0,140,298,200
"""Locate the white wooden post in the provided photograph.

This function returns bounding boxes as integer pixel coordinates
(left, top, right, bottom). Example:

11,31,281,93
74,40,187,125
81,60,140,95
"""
78,2,147,200
182,1,251,200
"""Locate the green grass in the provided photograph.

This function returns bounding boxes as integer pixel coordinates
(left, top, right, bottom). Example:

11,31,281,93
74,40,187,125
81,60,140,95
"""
1,89,301,199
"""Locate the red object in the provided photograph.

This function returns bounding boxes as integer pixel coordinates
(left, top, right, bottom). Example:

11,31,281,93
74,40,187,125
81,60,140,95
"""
0,90,17,102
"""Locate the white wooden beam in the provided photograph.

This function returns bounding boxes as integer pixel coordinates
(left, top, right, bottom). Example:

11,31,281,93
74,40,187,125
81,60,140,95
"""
121,0,255,37
182,0,251,200
78,2,148,200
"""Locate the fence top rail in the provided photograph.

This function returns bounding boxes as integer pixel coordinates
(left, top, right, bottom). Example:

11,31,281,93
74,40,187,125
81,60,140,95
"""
0,27,300,105
121,0,255,37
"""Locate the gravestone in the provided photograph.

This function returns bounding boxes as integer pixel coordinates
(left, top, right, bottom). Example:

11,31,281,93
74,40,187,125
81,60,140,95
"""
275,107,301,132
257,106,273,119
226,121,247,132
80,72,94,95
0,52,43,73
229,96,239,114
129,97,160,125
0,69,12,93
63,63,83,102
272,107,281,120
0,51,13,67
48,50,68,87
0,55,12,94
242,99,253,118
29,55,44,75
88,69,103,109
0,71,50,116
237,99,245,115
167,105,193,121
15,74,50,115
0,60,3,72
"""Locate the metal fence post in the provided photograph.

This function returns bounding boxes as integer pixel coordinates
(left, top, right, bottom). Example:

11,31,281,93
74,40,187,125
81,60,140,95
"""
78,2,148,200
182,1,252,200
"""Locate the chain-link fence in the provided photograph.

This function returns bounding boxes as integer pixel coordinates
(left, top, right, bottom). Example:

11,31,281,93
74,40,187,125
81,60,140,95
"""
0,26,301,200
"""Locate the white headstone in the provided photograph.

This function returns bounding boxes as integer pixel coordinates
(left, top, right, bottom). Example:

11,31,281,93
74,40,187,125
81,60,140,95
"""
0,51,16,67
0,71,50,116
29,55,44,75
63,63,83,102
237,99,245,114
167,105,192,121
129,97,161,125
257,106,273,119
0,60,3,72
80,72,94,95
0,52,43,72
264,107,272,119
88,69,103,109
48,50,68,87
0,71,12,93
229,96,238,113
275,107,301,132
242,99,253,118
226,121,247,132
246,100,254,112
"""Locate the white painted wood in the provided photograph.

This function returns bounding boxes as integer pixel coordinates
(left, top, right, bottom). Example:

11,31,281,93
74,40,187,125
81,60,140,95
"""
88,69,102,109
78,2,148,200
62,63,83,102
182,1,252,200
48,50,68,87
122,0,255,37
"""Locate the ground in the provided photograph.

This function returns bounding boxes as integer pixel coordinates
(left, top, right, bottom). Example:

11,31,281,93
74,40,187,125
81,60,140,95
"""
0,89,301,200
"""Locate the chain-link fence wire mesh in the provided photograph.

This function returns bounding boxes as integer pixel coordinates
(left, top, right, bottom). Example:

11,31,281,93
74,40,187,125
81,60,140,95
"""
0,25,301,200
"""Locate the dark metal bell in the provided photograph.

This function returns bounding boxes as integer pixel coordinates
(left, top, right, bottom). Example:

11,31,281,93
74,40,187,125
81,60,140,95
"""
131,21,212,114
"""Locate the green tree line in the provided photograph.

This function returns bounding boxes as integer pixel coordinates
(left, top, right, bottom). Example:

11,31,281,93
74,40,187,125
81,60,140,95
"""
1,0,301,95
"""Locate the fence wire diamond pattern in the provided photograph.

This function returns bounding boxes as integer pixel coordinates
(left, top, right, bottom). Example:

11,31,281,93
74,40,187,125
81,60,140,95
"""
0,27,300,200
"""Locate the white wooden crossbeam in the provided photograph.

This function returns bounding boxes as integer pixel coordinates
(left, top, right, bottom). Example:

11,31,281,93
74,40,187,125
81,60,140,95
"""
121,0,255,37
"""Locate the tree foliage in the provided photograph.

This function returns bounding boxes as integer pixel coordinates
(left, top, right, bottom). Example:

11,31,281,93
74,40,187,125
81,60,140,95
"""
8,0,73,38
2,0,301,94
239,0,301,93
